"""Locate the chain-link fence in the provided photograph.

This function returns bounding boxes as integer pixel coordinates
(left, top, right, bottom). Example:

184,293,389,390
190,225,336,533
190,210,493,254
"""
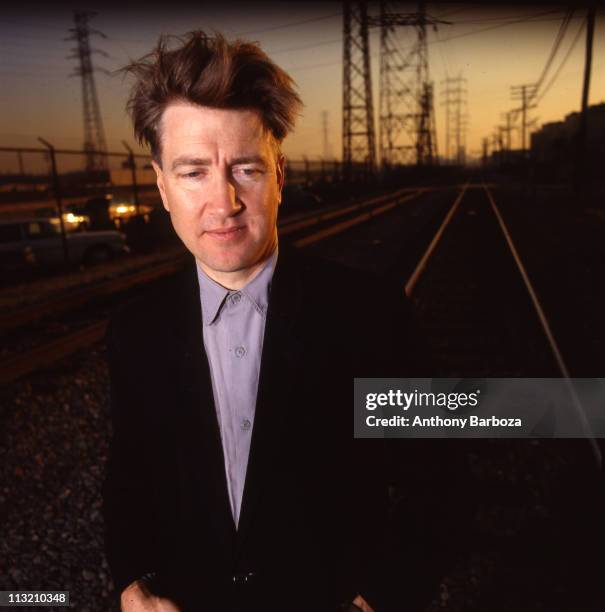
0,144,359,267
0,145,352,219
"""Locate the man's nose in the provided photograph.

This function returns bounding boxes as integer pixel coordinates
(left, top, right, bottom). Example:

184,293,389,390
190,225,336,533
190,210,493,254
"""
206,174,243,217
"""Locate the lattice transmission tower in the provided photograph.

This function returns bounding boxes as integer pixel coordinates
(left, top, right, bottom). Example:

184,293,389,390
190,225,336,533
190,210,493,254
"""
367,1,448,168
67,11,109,172
342,1,377,180
441,74,468,164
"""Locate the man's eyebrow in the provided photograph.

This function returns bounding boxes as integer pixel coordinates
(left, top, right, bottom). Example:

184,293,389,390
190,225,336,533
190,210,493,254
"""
171,155,269,170
171,156,212,171
230,155,268,167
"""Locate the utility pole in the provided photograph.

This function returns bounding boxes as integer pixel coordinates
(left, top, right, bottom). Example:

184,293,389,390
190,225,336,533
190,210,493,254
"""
492,128,504,166
321,111,333,160
342,1,376,180
67,11,109,173
17,151,25,176
574,6,596,192
442,78,451,163
122,141,140,214
504,111,513,152
482,137,489,166
499,111,515,163
511,84,538,157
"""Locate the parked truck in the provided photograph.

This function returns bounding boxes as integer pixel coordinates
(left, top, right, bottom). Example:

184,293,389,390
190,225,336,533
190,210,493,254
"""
0,217,129,272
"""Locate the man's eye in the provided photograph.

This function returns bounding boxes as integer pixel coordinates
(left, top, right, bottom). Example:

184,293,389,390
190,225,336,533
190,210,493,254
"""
236,167,262,178
180,171,205,179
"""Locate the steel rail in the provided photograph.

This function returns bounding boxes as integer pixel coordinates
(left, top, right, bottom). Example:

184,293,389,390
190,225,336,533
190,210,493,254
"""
483,183,601,468
405,182,470,296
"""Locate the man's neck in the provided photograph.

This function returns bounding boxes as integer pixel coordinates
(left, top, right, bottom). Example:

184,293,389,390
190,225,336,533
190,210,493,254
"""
196,247,277,291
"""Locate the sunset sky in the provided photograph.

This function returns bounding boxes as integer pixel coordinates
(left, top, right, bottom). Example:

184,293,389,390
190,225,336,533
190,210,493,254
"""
1,1,603,170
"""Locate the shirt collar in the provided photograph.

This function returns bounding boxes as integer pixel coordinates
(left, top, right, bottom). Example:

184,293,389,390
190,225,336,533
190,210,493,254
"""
196,247,278,326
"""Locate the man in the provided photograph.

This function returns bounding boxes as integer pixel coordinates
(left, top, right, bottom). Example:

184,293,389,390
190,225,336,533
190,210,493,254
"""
103,31,439,612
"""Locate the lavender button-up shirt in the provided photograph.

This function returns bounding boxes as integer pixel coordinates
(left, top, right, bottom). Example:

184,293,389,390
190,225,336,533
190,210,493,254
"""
196,249,277,528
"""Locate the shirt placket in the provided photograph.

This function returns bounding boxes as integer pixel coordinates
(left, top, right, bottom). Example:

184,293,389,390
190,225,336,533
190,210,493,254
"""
227,291,252,525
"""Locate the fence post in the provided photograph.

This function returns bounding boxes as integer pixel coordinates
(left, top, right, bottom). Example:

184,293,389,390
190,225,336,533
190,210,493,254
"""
38,138,70,264
122,141,140,214
303,156,310,186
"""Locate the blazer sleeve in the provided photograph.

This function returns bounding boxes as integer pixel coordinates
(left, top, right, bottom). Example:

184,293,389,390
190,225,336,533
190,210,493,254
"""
102,316,160,598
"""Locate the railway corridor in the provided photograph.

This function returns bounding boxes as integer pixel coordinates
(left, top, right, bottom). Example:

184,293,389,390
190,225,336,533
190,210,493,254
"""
1,176,602,611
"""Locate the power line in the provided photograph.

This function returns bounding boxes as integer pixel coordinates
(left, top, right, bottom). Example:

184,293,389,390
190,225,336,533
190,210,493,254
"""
283,11,566,77
530,10,574,101
0,30,71,43
266,37,342,56
0,71,70,79
0,45,72,60
432,10,600,46
104,13,345,48
434,6,479,20
234,11,342,36
502,11,575,129
0,60,77,71
0,37,70,53
0,18,70,32
444,9,565,24
536,20,586,104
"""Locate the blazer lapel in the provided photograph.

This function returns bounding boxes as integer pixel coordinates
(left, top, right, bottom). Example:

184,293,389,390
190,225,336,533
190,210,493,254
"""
169,262,237,557
236,250,305,548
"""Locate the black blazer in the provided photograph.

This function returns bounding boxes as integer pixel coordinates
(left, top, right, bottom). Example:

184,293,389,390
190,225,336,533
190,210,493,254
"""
102,247,447,612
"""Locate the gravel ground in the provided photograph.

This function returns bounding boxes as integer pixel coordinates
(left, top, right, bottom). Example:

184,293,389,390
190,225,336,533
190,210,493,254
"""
1,346,601,612
0,345,117,612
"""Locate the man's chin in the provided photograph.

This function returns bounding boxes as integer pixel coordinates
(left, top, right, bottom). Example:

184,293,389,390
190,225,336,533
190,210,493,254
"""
195,254,256,275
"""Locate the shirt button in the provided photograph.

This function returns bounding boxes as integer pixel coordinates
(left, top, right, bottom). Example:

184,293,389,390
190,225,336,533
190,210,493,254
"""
231,293,242,305
241,419,252,431
235,345,246,358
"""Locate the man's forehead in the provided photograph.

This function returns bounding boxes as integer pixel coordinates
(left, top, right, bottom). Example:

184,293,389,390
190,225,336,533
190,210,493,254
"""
160,102,269,147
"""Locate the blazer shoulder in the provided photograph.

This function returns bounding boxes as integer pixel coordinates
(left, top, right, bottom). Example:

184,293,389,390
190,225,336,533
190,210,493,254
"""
279,246,386,288
107,260,197,352
279,247,410,316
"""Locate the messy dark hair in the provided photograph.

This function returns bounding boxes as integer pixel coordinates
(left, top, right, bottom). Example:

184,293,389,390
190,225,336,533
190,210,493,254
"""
121,30,303,163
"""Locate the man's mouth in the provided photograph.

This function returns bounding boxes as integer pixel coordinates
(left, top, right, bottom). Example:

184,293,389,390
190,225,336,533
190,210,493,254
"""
204,226,246,241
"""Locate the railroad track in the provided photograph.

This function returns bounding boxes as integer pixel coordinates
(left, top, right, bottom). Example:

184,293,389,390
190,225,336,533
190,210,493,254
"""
3,176,599,463
0,185,427,385
404,180,601,467
2,179,585,399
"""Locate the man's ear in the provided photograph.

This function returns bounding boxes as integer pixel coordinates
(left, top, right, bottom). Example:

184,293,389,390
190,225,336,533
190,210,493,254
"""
152,160,170,212
276,154,286,206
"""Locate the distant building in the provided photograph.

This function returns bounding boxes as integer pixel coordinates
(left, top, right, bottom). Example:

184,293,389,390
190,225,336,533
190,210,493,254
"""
530,102,605,180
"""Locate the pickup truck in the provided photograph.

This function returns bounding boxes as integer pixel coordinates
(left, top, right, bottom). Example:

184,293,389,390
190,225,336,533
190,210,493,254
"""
0,217,129,270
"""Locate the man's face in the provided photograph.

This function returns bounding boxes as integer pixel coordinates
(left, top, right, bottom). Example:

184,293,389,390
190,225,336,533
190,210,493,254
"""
153,102,284,283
